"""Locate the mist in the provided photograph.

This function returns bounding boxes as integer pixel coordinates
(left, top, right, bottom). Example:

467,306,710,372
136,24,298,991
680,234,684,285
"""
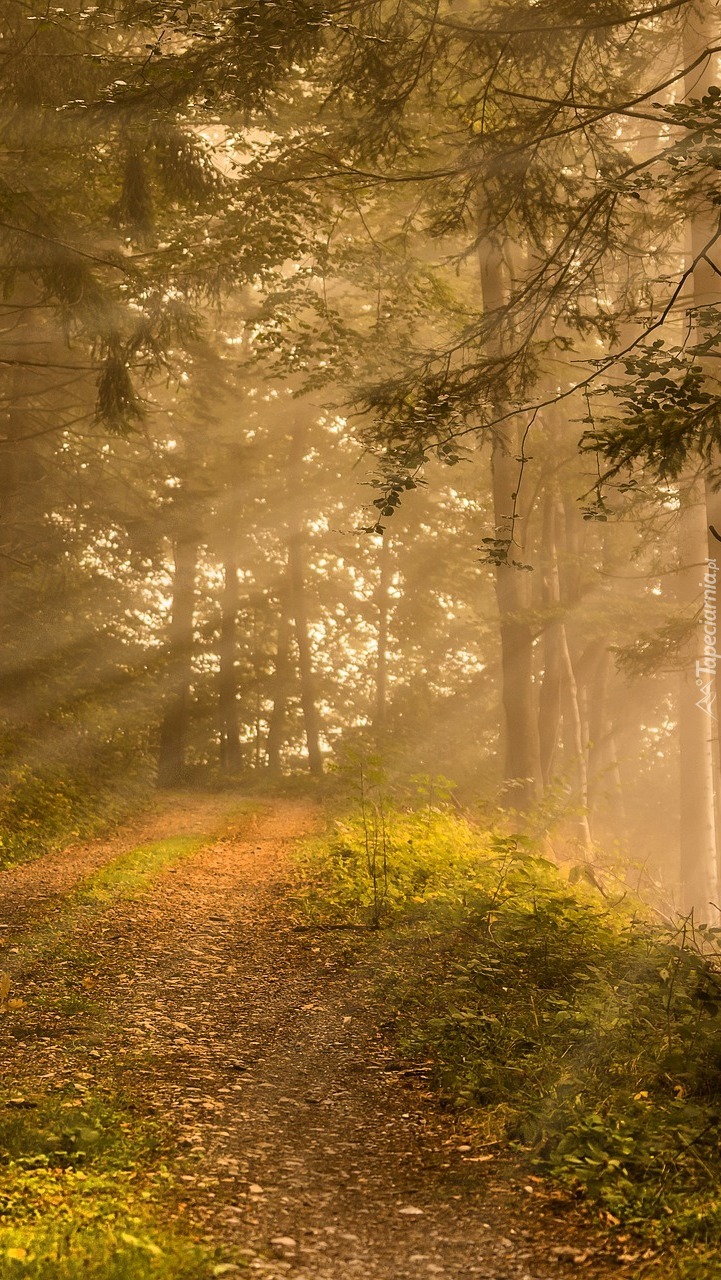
2,2,721,1277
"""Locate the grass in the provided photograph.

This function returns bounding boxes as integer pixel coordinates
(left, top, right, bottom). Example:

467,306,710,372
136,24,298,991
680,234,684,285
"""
0,1088,244,1279
293,801,721,1278
79,837,206,903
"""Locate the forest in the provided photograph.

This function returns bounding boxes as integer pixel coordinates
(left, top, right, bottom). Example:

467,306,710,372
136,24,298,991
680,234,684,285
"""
3,1,721,1278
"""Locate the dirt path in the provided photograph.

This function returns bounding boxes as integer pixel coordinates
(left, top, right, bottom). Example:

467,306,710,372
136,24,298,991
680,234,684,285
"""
0,798,637,1280
0,790,238,938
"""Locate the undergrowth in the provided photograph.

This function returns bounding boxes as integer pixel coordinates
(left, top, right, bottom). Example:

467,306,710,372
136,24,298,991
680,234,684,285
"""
0,1088,242,1278
293,799,721,1276
0,761,153,870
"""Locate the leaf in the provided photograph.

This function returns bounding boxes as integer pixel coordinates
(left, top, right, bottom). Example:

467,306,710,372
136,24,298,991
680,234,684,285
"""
0,973,10,1003
120,1233,163,1256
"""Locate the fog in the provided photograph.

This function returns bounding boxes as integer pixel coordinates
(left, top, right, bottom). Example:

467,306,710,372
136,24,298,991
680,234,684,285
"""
3,0,720,922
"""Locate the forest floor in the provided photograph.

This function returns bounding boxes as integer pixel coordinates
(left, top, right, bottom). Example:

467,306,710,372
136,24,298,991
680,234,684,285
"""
0,794,653,1280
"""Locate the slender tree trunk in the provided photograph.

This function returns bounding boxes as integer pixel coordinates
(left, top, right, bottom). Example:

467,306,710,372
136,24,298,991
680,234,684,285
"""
266,587,292,777
586,643,611,813
676,5,720,916
0,298,39,623
477,202,540,806
606,732,628,837
253,631,262,772
157,532,198,788
538,487,563,787
558,626,593,851
374,531,392,747
218,536,242,774
678,481,719,916
491,443,540,805
288,415,323,778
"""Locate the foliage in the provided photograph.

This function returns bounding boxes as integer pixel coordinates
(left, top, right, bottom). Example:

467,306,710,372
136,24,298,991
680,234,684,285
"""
293,782,515,928
583,334,721,505
295,803,721,1271
0,761,153,871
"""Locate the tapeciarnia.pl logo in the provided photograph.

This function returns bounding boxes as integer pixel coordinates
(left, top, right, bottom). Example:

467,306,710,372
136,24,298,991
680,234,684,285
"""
696,557,718,719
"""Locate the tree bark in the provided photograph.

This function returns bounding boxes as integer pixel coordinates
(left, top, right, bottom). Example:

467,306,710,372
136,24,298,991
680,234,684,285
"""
157,532,198,788
678,480,719,916
538,486,563,787
558,626,593,851
0,298,41,624
676,4,720,916
586,643,611,814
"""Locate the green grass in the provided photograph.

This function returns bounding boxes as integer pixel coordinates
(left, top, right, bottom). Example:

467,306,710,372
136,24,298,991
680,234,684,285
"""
1,836,212,989
0,1089,244,1279
79,837,206,903
293,804,721,1278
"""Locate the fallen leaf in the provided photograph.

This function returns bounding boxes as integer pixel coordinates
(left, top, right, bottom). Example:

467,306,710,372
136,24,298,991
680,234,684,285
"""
120,1233,163,1256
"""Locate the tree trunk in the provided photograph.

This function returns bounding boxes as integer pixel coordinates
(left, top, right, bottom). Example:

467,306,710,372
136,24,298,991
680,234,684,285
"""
538,486,563,787
157,532,197,788
374,531,392,747
266,587,292,777
558,626,593,851
288,415,323,778
491,441,540,805
477,201,540,806
586,643,611,814
0,298,40,624
676,4,720,916
678,480,719,916
218,538,242,774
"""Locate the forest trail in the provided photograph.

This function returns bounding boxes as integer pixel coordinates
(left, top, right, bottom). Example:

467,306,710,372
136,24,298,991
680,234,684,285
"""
0,797,636,1280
